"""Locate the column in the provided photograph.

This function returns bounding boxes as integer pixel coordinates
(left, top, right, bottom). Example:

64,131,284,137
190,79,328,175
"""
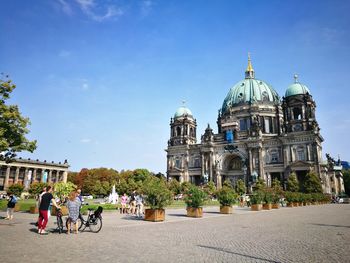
23,168,29,190
63,171,68,183
248,149,253,175
41,169,45,183
33,169,37,183
48,170,52,183
258,147,264,179
56,171,60,183
4,166,10,191
209,152,213,182
201,154,205,177
15,167,20,184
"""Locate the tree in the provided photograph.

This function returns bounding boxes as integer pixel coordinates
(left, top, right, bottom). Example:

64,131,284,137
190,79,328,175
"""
255,178,266,191
223,179,233,188
29,182,49,197
271,178,283,194
343,170,350,196
302,171,323,193
235,179,246,195
287,173,299,192
168,179,181,195
204,181,216,197
0,75,37,162
54,182,76,202
8,183,24,196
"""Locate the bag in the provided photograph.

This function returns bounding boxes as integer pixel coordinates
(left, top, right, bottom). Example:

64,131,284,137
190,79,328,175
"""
10,196,17,204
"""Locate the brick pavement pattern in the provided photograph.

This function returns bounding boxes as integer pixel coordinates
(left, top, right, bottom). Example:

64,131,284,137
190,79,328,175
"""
0,204,349,263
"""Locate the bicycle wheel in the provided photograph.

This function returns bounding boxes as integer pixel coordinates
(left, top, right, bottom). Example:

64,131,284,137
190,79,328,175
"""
57,216,63,234
78,214,86,232
89,216,102,233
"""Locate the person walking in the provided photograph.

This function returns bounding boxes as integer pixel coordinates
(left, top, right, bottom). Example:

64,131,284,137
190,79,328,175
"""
66,191,81,234
135,193,144,218
37,186,60,235
120,193,128,214
5,192,17,220
129,190,136,215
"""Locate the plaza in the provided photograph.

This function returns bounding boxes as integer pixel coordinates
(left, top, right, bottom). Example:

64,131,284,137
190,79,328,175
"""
0,204,349,263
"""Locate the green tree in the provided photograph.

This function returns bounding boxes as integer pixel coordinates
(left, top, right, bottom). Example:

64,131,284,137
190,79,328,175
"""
8,183,24,196
142,177,172,209
287,173,299,192
255,178,266,191
204,181,216,197
343,170,350,195
54,182,76,202
180,181,192,193
29,182,49,197
235,179,246,195
302,171,323,193
168,179,181,195
223,179,233,188
271,178,283,194
0,75,37,162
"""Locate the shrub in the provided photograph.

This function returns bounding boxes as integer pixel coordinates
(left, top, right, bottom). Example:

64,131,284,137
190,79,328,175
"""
54,182,77,202
263,189,273,204
302,172,323,193
250,191,263,204
8,183,24,197
216,186,238,206
185,185,207,208
255,178,266,191
143,177,173,209
29,182,50,197
235,179,246,196
287,173,299,192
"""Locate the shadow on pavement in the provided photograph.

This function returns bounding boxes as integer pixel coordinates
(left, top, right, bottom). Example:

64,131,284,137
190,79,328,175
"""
204,211,221,214
198,245,281,263
166,214,187,217
121,216,144,221
310,223,350,228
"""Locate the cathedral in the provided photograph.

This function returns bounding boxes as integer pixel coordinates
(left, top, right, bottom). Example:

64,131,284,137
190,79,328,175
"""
166,55,344,194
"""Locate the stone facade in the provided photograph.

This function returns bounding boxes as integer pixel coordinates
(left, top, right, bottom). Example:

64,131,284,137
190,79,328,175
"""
0,158,69,191
166,57,344,194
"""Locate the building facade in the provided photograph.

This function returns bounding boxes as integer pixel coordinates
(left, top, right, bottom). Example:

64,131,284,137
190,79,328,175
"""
166,56,344,194
0,158,69,191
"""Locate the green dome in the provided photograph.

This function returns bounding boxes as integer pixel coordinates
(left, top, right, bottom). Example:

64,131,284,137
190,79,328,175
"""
221,78,279,113
174,106,193,118
285,82,311,97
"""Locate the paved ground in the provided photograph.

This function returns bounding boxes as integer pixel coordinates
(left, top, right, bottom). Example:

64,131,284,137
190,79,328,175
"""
0,204,349,263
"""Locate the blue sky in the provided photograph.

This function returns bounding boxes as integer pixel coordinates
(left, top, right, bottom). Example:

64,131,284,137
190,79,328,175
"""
1,0,350,172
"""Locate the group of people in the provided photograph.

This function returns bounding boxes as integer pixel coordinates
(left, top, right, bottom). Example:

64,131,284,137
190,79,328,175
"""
120,191,144,218
36,186,83,235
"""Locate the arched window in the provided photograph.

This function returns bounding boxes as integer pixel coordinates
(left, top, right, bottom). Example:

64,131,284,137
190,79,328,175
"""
293,107,302,120
190,127,194,137
176,127,181,136
297,147,305,161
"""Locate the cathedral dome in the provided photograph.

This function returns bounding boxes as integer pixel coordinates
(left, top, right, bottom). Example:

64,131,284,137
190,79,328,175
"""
221,55,279,114
174,105,193,118
285,75,311,97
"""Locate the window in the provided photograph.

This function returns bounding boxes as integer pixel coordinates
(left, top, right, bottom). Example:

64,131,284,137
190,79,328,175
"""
271,151,278,163
297,147,305,161
240,118,250,131
262,91,269,101
176,127,181,136
293,107,302,120
175,159,181,168
194,158,200,168
264,118,271,133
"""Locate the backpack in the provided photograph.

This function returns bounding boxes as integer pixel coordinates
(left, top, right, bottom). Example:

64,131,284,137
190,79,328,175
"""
10,196,17,204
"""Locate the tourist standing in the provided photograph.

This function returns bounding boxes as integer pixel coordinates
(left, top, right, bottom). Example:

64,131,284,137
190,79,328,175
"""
121,193,128,214
129,190,136,215
5,192,17,220
66,191,81,234
37,186,60,235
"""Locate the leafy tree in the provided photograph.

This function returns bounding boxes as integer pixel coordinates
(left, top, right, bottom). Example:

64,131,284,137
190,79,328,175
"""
223,179,233,188
343,170,350,196
29,182,49,197
0,75,37,162
54,182,76,202
180,181,192,193
204,181,216,197
168,179,181,195
133,168,152,182
184,185,207,208
287,173,299,192
302,171,323,193
67,171,78,184
8,183,24,196
235,179,246,195
216,186,238,206
142,177,172,209
255,178,266,191
271,178,283,194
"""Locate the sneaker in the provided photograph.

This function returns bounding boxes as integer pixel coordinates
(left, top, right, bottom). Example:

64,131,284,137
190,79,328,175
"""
40,230,49,235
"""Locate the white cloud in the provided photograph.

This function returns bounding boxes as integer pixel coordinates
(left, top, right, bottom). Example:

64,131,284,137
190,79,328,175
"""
58,50,71,57
82,83,89,90
80,138,92,143
57,0,73,15
76,0,123,22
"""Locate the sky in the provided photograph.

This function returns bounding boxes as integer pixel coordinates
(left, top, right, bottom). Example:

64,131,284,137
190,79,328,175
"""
1,0,350,173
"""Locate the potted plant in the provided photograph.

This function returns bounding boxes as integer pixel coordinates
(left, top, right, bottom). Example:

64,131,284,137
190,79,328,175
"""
285,192,295,207
216,186,238,214
143,177,172,222
271,191,280,209
250,191,263,211
185,185,207,217
263,190,273,210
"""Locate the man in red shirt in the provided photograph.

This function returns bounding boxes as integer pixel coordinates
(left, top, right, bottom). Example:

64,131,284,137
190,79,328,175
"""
37,186,60,235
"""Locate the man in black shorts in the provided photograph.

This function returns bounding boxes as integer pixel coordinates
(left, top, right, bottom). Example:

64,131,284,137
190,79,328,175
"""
37,186,60,235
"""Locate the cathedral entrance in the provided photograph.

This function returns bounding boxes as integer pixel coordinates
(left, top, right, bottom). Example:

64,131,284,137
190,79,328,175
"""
221,154,247,187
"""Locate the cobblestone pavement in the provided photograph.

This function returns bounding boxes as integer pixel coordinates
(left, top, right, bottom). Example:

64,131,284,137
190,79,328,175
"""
0,204,349,263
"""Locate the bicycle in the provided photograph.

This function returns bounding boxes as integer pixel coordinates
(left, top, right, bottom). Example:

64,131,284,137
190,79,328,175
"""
56,208,64,234
77,206,103,233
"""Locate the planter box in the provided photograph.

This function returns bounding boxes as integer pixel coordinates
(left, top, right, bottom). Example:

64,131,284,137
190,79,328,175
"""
187,207,203,218
263,203,272,210
251,204,262,211
51,205,68,216
14,203,20,212
287,203,294,207
144,209,165,222
29,206,39,214
220,206,233,214
272,203,279,209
